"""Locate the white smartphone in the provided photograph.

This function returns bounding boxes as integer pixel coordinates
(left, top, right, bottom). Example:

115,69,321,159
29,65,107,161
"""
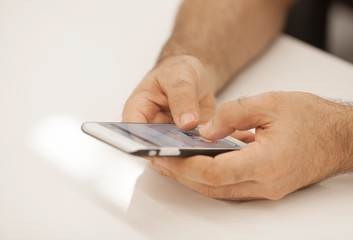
81,122,246,157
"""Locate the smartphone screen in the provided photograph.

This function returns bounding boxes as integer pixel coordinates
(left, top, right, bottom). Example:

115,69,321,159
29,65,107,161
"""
100,123,242,150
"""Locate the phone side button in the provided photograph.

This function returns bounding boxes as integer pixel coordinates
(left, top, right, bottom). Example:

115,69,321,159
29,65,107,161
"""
159,148,180,156
148,150,158,157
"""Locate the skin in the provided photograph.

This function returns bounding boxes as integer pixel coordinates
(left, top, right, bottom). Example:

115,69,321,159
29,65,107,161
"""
151,92,353,200
123,0,294,129
122,0,353,200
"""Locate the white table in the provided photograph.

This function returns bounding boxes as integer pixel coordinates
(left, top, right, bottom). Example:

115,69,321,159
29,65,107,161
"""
1,1,353,239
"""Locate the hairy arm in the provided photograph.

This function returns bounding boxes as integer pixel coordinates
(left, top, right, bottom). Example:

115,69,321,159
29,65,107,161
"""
336,104,353,172
159,0,295,92
123,0,295,129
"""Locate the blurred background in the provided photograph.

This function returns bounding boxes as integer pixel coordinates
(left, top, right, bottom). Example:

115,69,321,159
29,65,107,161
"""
286,0,353,63
328,0,353,63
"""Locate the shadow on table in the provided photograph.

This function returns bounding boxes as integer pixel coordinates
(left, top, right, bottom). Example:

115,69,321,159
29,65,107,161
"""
115,164,344,239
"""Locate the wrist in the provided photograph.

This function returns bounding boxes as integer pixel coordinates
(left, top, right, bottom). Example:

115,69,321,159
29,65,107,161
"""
336,104,353,173
157,39,229,93
344,105,353,171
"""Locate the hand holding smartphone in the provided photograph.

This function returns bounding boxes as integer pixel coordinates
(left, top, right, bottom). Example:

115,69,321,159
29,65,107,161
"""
82,122,246,157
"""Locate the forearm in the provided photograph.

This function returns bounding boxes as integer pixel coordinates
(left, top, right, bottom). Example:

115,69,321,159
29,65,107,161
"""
337,104,353,172
158,0,294,93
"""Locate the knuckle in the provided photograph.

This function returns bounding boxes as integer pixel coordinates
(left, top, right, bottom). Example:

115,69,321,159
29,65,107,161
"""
169,78,192,90
169,55,204,77
162,71,196,94
159,66,178,81
162,59,202,76
161,63,197,82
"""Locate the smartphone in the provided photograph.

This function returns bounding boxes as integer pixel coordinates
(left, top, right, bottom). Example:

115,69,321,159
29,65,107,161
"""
81,122,246,157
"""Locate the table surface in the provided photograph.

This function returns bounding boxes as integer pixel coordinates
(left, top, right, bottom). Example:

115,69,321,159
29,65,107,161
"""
1,1,353,239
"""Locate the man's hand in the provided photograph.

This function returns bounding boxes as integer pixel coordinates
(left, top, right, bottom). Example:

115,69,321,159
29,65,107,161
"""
151,92,353,200
123,55,216,129
123,0,295,128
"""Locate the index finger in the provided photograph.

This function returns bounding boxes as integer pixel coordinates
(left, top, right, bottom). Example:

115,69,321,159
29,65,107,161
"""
200,93,276,140
122,90,170,123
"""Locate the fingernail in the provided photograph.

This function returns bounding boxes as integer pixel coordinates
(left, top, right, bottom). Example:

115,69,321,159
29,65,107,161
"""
179,112,197,127
199,120,213,137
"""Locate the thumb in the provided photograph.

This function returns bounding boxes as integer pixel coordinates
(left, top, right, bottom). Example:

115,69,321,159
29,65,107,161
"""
200,93,275,140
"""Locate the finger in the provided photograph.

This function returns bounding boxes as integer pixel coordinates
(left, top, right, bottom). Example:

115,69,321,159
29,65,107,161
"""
200,93,275,140
122,106,148,123
231,130,255,144
199,92,217,124
123,95,151,123
150,161,168,176
122,92,169,123
152,163,263,200
179,178,264,200
153,149,257,187
158,70,201,130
